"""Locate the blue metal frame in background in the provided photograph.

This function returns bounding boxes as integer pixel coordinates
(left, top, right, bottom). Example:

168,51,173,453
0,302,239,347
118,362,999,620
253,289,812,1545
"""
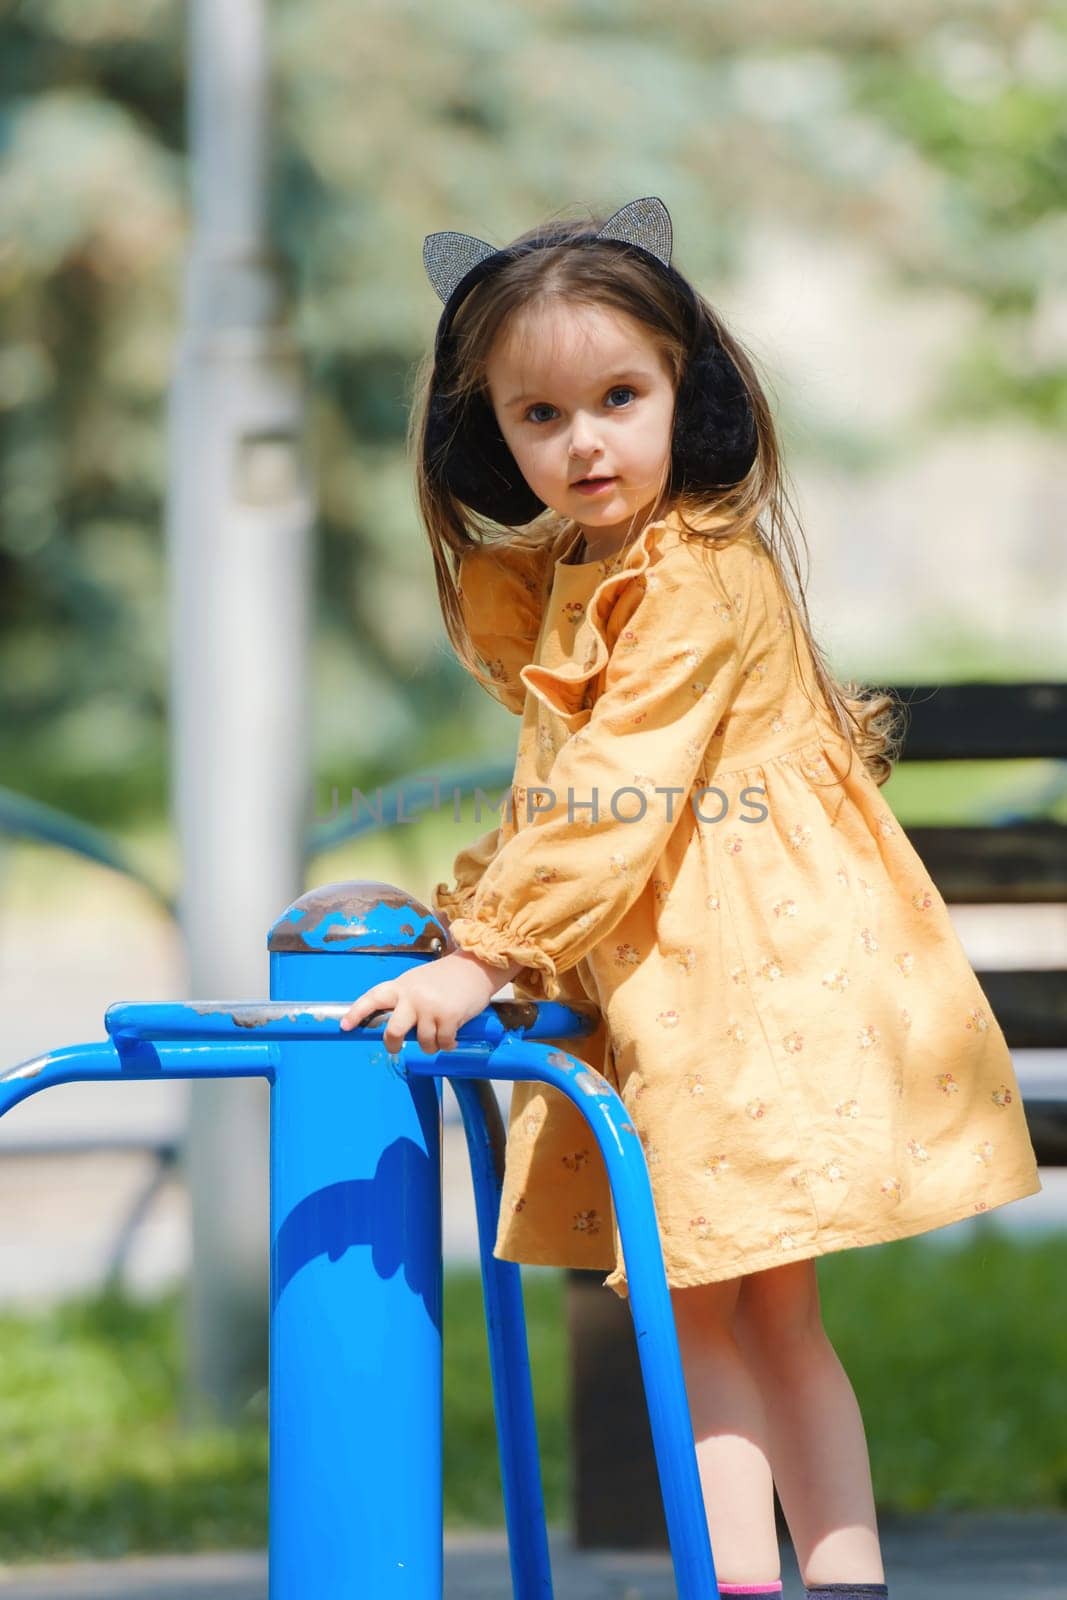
0,881,720,1600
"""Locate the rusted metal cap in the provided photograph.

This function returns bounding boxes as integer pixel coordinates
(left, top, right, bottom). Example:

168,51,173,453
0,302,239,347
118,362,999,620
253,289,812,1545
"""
267,880,448,957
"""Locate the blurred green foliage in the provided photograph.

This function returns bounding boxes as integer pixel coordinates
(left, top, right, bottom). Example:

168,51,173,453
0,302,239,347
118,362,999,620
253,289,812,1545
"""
0,1234,1062,1561
1,2,1065,824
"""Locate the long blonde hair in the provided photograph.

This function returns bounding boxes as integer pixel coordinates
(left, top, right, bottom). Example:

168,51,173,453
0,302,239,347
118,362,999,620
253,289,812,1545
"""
407,209,906,787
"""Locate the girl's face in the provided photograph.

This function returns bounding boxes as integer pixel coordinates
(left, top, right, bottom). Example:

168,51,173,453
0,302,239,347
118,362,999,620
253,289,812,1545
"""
484,299,676,547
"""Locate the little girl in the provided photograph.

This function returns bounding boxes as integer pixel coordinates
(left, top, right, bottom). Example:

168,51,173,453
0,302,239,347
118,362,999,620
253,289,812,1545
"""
341,197,1043,1599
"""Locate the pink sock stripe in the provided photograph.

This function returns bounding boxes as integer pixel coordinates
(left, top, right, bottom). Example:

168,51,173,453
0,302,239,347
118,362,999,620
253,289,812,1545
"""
717,1585,783,1595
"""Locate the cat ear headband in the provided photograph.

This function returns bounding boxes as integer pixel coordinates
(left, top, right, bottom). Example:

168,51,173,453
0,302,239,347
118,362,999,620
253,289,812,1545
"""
420,195,758,525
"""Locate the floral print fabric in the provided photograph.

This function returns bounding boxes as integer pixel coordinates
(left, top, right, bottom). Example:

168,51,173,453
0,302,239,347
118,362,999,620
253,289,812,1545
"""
432,506,1043,1299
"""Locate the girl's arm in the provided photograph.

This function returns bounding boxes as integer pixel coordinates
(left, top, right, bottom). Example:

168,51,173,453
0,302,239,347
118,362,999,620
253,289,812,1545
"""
444,540,743,1000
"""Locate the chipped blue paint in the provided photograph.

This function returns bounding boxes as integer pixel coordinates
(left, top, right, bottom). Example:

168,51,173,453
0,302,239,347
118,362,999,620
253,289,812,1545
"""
573,1067,615,1097
293,908,371,949
0,1051,55,1083
266,882,448,958
0,881,720,1600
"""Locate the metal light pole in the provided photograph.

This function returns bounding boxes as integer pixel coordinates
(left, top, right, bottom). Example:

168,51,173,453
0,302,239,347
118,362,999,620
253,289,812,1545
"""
163,0,315,1418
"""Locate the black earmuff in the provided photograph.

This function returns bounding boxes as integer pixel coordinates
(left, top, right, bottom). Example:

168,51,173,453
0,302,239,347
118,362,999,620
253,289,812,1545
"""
421,201,758,525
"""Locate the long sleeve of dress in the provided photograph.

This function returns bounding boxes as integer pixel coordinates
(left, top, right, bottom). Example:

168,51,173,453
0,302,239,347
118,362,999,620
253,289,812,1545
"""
430,822,504,921
445,536,744,1000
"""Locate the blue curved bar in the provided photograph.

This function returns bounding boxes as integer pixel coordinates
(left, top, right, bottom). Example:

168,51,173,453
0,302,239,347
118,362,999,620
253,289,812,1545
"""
415,1040,718,1600
0,1039,279,1118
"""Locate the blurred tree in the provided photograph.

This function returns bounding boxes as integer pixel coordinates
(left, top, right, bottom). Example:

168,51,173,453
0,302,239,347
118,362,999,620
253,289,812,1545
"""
0,0,1064,824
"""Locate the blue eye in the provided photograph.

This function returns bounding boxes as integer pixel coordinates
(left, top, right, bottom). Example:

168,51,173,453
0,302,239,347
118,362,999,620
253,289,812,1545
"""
523,386,637,424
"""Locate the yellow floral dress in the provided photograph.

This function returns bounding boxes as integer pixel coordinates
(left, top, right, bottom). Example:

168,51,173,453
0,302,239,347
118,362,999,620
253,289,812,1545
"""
432,505,1043,1300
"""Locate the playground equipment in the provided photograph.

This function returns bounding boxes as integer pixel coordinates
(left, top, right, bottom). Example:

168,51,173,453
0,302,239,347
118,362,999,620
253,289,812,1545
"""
0,880,722,1599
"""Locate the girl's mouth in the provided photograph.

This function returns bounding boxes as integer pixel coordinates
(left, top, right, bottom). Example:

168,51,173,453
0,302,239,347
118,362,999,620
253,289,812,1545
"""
573,476,616,495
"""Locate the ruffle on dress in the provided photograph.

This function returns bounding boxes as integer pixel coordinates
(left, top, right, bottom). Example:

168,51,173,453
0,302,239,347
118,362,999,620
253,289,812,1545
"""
442,913,562,1000
519,513,754,733
439,520,748,1001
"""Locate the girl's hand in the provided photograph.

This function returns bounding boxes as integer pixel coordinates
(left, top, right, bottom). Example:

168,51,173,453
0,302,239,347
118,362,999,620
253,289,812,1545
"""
339,947,518,1054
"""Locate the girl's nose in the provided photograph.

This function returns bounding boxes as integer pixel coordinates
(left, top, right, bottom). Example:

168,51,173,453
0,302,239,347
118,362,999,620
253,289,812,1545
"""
569,416,602,456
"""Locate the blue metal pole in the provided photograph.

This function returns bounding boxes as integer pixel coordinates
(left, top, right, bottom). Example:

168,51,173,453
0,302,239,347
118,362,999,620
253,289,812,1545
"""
266,889,445,1599
451,1077,555,1600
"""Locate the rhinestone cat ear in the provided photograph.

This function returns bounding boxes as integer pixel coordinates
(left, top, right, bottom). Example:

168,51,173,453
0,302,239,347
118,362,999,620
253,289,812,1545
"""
422,231,499,305
595,195,672,268
422,195,674,305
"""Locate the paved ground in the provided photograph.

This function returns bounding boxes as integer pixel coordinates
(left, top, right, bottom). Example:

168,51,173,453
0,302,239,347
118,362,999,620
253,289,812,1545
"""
0,1515,1063,1598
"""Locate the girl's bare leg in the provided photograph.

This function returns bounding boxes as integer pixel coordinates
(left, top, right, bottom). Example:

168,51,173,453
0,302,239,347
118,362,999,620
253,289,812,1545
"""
668,1277,782,1585
733,1260,886,1588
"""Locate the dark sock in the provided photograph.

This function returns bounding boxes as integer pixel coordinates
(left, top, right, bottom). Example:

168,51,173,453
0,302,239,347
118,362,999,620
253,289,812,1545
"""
805,1585,888,1599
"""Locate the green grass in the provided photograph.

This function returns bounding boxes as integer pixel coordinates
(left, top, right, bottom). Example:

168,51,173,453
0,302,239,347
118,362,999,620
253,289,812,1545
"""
0,1237,1062,1562
0,1291,266,1561
818,1231,1067,1512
